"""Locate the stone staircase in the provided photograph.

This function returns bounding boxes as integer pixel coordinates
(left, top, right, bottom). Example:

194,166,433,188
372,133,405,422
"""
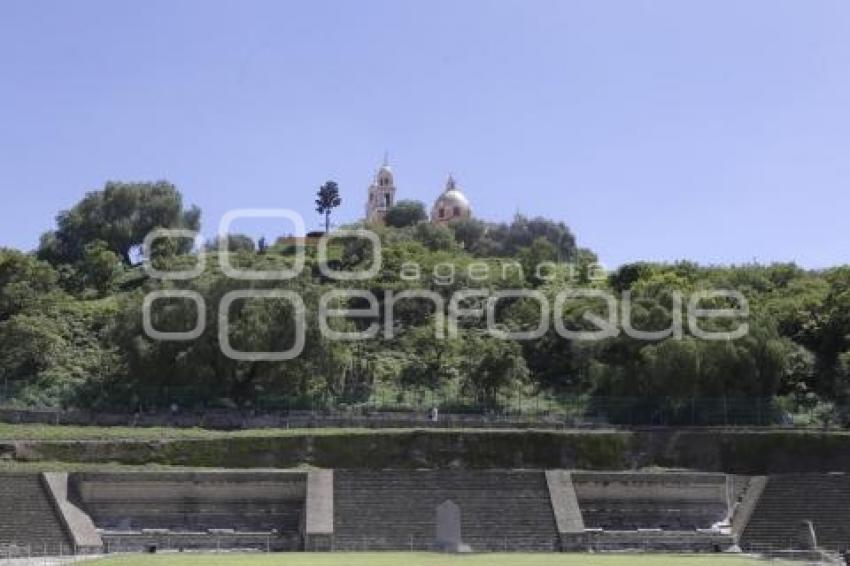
333,470,559,551
0,474,72,552
741,474,850,552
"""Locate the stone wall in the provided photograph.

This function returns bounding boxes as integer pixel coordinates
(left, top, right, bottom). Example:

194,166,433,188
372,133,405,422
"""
42,472,102,553
101,531,296,552
545,470,584,550
304,469,334,550
9,429,850,473
582,530,733,552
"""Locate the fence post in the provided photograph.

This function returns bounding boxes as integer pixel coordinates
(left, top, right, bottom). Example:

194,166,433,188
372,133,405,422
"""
517,386,521,416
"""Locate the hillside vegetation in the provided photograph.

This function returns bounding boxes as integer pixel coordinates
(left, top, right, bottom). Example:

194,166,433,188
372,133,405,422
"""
1,182,849,426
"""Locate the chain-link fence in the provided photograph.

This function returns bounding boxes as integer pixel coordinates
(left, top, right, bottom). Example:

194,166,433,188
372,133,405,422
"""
0,542,94,563
1,391,844,430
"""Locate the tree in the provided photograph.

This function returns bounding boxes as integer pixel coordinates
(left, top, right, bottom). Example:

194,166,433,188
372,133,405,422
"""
0,249,59,321
448,217,486,249
413,222,455,251
106,260,352,410
0,314,68,394
38,181,201,265
800,267,850,398
518,237,557,285
399,322,461,391
77,240,123,295
315,181,342,233
206,234,255,253
474,214,577,260
385,200,427,228
0,299,122,408
462,336,529,408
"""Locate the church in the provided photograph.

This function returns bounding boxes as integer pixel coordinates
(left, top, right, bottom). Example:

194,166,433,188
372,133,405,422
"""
365,159,473,225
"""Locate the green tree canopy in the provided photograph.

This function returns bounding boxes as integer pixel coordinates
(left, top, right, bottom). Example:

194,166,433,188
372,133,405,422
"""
38,181,201,265
385,200,428,228
474,214,577,260
448,217,487,249
206,234,256,253
0,249,59,321
315,181,342,233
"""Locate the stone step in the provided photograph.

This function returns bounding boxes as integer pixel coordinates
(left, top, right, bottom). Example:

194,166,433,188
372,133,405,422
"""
0,474,72,548
333,470,558,552
741,474,850,550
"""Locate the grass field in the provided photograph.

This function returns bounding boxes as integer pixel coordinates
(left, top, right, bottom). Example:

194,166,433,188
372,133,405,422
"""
2,422,839,443
0,423,390,441
87,553,788,566
0,423,632,441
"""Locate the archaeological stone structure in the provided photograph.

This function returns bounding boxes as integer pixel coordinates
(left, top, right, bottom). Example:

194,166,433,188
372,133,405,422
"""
1,469,849,554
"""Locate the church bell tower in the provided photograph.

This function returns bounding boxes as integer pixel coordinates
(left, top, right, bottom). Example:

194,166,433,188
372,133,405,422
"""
365,155,396,224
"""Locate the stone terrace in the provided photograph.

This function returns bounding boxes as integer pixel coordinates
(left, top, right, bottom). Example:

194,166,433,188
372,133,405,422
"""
333,470,560,551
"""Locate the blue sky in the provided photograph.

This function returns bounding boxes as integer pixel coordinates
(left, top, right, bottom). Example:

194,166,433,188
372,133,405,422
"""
1,0,848,268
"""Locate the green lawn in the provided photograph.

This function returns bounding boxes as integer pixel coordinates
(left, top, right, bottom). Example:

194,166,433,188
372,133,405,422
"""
0,423,625,441
87,553,784,566
0,460,257,472
0,423,396,441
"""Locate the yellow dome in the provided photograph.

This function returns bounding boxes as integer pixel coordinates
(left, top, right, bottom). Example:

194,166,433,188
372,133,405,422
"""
435,189,470,209
431,175,472,223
